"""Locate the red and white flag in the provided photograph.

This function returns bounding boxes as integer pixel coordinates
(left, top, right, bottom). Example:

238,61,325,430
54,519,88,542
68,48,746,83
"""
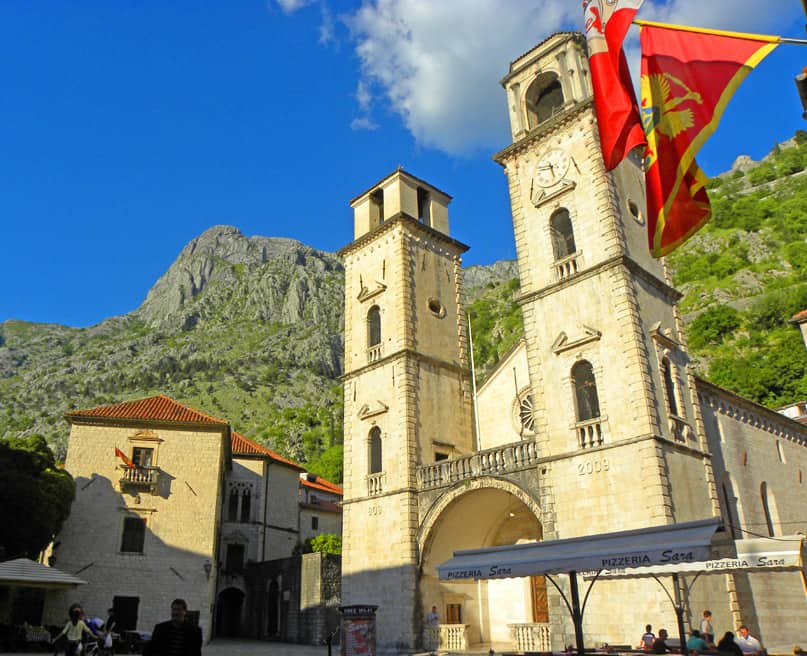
114,447,135,468
584,0,646,170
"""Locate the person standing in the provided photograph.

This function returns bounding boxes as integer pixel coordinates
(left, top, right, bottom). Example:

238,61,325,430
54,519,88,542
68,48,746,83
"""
52,607,97,656
144,599,201,656
424,605,440,651
700,611,715,645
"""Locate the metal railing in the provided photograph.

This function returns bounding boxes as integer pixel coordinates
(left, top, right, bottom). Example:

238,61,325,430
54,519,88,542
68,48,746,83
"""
416,439,540,490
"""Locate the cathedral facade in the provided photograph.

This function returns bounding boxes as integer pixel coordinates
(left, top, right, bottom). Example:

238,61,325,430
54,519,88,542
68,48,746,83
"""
340,33,807,654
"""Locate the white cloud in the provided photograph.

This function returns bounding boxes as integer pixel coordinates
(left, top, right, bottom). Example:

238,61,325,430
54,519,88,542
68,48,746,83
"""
275,0,314,13
344,0,579,156
351,116,379,131
356,80,372,111
319,5,335,44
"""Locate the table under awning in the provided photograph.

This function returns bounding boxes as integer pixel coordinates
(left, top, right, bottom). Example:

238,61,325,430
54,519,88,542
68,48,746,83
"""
0,558,88,589
437,517,723,655
583,534,805,580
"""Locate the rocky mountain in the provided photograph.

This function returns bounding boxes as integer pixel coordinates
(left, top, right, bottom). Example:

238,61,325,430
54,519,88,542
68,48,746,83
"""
0,226,346,463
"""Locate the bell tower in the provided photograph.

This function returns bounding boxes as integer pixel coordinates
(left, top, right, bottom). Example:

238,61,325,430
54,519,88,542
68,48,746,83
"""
494,32,719,541
339,169,474,651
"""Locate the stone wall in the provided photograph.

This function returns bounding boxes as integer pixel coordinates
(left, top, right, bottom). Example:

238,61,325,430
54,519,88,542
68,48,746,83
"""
45,421,226,641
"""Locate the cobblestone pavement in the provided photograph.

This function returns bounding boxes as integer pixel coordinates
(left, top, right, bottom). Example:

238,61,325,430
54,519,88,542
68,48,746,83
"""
2,639,331,656
205,639,330,656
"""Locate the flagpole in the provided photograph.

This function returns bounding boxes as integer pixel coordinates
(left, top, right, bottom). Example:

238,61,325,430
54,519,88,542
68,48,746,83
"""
632,19,807,44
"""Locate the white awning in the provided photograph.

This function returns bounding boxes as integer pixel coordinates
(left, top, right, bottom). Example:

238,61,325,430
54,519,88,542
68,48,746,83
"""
0,559,88,589
583,535,806,580
437,517,722,581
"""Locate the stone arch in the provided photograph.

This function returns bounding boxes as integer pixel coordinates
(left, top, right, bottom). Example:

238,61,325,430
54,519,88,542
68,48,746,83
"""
417,476,543,563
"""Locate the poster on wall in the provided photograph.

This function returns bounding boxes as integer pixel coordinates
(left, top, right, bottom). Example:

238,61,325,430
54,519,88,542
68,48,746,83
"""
340,605,378,656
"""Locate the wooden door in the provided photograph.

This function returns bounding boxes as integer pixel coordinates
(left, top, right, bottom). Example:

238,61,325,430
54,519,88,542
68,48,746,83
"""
531,576,548,623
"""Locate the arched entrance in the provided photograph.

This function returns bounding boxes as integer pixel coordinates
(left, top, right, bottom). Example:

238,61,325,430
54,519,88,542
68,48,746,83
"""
216,587,244,637
420,483,545,650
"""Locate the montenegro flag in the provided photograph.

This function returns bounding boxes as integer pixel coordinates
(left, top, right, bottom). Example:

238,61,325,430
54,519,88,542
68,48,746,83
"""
115,447,135,468
584,0,646,171
640,21,778,257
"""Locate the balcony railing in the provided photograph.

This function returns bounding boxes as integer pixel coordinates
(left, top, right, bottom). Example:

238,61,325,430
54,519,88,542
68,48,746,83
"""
576,417,604,449
438,625,470,651
119,466,160,492
554,251,580,281
367,472,385,496
669,415,692,442
416,440,540,490
509,623,552,652
367,344,383,364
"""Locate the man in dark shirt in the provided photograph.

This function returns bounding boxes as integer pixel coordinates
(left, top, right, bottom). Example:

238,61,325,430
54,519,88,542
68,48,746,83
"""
653,628,670,654
145,599,201,656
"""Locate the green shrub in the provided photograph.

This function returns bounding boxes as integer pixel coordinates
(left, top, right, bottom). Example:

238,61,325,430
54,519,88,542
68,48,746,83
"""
688,306,741,349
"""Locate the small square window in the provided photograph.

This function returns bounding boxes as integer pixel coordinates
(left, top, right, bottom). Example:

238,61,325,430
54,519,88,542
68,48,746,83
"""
435,452,449,462
121,517,146,553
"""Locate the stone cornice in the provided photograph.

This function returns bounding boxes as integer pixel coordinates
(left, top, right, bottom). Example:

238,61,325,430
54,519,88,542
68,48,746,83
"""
341,348,469,383
517,254,682,306
337,212,469,259
67,415,231,436
493,99,595,166
696,377,807,446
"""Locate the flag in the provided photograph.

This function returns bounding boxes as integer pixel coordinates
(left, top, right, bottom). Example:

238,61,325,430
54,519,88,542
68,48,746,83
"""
115,447,135,468
584,0,647,171
640,21,778,257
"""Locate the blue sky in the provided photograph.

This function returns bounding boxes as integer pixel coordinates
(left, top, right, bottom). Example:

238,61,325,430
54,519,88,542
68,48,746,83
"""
1,0,804,327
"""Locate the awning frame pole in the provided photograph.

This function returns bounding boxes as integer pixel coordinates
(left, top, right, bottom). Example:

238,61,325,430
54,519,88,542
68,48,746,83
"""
569,571,587,655
649,574,688,653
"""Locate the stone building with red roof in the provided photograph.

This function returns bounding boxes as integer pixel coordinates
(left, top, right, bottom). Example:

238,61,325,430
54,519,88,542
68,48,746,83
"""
45,395,341,644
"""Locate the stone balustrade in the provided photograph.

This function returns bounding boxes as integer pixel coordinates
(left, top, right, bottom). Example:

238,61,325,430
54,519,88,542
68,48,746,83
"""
555,251,580,280
367,472,385,496
367,344,383,364
416,440,540,490
439,624,470,651
119,465,159,492
508,622,552,652
576,417,604,449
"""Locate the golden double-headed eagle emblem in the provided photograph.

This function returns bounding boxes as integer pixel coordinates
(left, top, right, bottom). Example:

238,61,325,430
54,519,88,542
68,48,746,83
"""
642,72,704,138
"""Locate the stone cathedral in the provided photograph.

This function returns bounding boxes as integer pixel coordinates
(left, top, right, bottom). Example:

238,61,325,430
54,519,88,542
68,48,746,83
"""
339,33,807,654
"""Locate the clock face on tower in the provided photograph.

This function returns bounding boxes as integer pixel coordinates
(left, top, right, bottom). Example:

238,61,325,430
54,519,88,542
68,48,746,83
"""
533,148,570,188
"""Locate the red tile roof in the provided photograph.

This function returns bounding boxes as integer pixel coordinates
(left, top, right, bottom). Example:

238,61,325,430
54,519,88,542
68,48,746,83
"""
791,308,807,323
66,395,228,426
302,476,343,496
300,500,342,513
231,432,305,471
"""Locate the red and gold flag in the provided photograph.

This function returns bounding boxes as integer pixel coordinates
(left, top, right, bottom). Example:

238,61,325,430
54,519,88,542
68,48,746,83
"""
114,447,135,468
584,0,647,171
640,21,778,257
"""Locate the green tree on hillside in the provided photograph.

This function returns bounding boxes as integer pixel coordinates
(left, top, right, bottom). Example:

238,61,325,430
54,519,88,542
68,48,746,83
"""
0,435,76,559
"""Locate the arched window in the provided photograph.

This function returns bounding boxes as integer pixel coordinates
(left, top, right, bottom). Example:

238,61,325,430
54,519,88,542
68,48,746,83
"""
369,427,383,474
367,306,381,347
240,489,251,523
721,473,740,539
525,73,564,130
662,357,679,417
760,482,779,537
572,360,600,422
228,490,239,522
550,209,576,260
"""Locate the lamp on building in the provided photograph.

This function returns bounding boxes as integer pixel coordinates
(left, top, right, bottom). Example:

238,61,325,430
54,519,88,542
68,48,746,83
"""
203,561,212,580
